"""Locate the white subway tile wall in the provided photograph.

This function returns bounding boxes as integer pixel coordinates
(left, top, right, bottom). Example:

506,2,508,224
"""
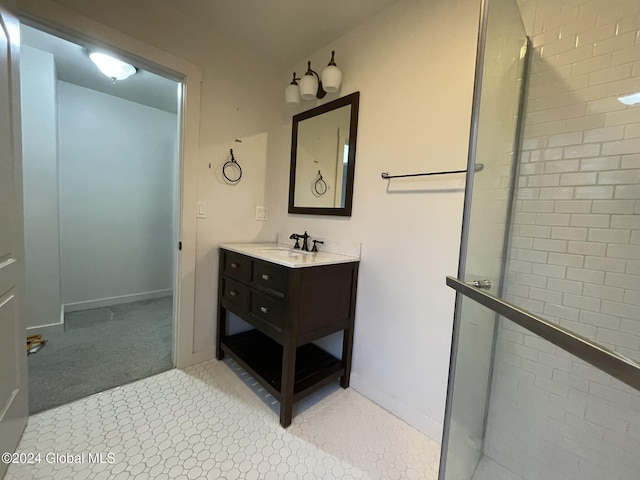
483,323,640,480
481,0,640,479
510,0,640,362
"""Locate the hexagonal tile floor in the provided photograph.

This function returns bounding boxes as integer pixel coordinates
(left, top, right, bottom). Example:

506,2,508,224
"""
6,360,440,479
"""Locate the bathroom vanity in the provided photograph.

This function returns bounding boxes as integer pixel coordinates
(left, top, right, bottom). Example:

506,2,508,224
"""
216,243,359,427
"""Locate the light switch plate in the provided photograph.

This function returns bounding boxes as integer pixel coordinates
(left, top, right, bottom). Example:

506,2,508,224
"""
255,206,268,221
197,201,207,218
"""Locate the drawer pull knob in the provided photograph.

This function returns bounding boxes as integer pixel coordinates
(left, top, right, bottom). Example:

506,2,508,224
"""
261,274,271,281
230,262,238,268
260,306,269,314
229,290,238,297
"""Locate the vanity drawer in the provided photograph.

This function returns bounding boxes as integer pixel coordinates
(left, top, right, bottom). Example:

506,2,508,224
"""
252,260,287,297
222,277,249,312
250,292,285,331
223,251,250,283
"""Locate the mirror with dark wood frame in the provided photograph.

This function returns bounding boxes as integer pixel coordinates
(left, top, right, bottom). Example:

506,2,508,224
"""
288,91,360,216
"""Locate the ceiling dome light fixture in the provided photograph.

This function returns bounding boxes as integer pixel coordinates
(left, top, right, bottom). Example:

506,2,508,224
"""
285,51,342,105
88,51,138,83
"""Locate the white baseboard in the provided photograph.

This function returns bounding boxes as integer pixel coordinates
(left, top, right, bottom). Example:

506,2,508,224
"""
63,289,173,313
25,304,65,335
27,322,64,336
178,347,216,369
350,372,443,443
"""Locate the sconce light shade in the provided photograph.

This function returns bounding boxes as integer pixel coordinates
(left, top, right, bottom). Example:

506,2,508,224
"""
321,65,342,93
89,51,137,81
321,51,342,93
299,73,318,101
285,83,301,105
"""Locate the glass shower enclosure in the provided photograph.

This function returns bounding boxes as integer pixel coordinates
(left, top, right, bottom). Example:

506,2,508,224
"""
440,0,640,479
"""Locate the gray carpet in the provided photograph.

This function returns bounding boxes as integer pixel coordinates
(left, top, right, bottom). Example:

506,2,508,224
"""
28,296,173,414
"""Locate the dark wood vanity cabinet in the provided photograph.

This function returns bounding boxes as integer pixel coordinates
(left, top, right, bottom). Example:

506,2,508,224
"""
216,248,359,427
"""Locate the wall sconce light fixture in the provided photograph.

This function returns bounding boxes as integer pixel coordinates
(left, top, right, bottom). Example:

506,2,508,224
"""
285,51,342,105
88,51,138,83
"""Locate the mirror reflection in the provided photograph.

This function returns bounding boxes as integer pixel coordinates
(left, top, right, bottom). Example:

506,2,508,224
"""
295,105,351,208
288,92,359,216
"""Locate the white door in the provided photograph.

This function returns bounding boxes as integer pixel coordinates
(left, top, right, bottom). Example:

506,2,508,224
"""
0,4,27,478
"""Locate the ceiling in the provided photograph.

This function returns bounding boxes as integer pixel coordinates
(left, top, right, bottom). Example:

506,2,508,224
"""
158,0,402,67
20,1,401,112
21,25,180,113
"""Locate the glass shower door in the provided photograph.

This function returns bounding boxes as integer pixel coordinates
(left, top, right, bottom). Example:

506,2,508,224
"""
440,0,640,479
439,0,529,478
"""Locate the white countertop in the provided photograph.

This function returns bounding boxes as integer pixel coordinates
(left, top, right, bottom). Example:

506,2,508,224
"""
219,243,360,268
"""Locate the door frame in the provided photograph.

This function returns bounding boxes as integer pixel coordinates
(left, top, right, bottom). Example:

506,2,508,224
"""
17,1,203,368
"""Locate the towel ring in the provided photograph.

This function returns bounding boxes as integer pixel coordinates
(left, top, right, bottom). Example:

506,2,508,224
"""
313,170,328,196
223,149,242,183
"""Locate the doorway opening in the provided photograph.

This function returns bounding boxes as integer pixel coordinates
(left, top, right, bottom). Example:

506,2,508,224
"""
20,23,182,413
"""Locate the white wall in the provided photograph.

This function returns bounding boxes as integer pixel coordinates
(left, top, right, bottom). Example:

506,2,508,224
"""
57,81,177,306
264,0,481,439
20,45,62,330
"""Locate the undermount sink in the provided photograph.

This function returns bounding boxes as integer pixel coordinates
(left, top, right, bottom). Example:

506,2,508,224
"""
258,247,308,257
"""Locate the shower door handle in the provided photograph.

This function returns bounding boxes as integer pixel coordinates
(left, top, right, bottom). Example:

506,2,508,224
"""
464,279,492,290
